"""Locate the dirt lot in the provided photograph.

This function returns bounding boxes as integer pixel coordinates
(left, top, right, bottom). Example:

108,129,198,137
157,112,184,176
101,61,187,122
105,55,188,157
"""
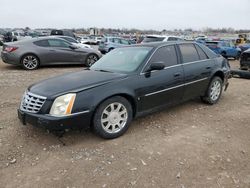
0,59,250,188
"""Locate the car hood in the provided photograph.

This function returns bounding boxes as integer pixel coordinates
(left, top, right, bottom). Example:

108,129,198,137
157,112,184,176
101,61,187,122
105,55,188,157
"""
28,70,127,98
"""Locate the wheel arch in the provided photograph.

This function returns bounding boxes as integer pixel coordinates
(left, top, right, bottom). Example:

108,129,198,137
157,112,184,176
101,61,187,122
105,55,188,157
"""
91,93,137,124
20,53,40,64
212,70,225,82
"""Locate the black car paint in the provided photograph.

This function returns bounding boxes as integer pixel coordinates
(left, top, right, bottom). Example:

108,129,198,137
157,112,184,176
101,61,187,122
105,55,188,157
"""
18,42,231,131
240,49,250,69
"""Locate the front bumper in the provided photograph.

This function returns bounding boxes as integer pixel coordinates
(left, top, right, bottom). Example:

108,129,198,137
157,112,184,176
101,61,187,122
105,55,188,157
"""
17,109,92,131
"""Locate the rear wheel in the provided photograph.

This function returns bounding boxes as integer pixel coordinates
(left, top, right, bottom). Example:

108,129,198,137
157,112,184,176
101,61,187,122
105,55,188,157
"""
21,54,39,70
85,54,99,67
92,96,133,139
201,77,223,105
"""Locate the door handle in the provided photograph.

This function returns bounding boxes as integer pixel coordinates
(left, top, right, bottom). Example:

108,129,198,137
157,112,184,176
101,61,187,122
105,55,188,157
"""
206,66,211,69
49,49,56,52
174,72,181,77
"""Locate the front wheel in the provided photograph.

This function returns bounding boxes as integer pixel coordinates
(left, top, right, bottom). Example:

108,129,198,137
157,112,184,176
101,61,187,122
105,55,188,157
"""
201,77,223,105
92,96,133,139
21,54,39,70
85,54,99,67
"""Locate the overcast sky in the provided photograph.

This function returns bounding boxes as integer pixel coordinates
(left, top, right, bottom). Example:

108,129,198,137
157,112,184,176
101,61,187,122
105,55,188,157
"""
0,0,249,30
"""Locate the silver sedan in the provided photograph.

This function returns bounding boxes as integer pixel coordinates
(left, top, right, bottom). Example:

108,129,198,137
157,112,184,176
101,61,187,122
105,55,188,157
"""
1,37,102,70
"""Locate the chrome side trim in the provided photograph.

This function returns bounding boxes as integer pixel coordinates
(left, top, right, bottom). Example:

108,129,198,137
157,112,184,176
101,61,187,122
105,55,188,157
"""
185,78,208,86
144,77,208,97
145,84,185,97
182,59,210,65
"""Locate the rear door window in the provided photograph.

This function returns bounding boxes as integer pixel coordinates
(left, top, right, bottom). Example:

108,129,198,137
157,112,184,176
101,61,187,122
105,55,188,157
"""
195,44,208,60
34,40,50,47
108,38,114,43
121,39,130,45
61,37,76,43
113,38,121,44
48,39,70,48
168,37,178,41
179,44,200,63
149,45,178,67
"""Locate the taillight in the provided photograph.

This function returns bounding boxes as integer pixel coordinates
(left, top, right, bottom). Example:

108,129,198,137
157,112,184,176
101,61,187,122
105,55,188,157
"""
4,46,18,52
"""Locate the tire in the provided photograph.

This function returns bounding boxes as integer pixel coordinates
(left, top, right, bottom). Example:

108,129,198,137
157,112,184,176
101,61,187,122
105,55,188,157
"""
85,54,99,67
92,96,133,139
221,51,227,58
21,54,39,70
201,76,223,105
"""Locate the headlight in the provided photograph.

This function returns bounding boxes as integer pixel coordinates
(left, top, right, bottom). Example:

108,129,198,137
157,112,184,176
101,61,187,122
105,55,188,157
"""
49,93,76,116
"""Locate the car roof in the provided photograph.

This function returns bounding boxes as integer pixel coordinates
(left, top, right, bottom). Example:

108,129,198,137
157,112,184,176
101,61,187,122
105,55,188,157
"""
145,35,182,39
130,41,199,48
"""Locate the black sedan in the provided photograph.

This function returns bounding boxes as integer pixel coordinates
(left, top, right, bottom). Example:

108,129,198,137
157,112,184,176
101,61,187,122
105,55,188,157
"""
18,42,231,139
1,37,101,70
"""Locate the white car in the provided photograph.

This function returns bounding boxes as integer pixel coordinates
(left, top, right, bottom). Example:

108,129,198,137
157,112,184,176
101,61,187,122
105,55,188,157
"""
80,36,91,44
142,35,183,43
58,36,91,49
88,36,103,45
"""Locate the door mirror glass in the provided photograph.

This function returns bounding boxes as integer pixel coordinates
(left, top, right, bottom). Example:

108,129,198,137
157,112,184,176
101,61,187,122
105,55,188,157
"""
147,62,165,72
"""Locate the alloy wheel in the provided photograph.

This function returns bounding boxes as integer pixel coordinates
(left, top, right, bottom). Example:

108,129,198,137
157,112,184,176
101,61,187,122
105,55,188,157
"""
101,102,128,134
210,80,221,101
22,55,38,70
86,55,98,66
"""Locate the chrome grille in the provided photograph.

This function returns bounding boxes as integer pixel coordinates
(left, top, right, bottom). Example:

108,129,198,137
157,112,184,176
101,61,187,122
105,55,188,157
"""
20,92,46,113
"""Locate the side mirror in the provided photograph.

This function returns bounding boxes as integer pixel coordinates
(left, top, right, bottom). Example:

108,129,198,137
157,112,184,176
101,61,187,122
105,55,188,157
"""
145,62,165,77
147,62,165,72
69,45,78,50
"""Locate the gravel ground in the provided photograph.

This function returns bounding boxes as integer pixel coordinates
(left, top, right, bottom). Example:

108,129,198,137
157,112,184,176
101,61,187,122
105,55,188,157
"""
0,59,250,188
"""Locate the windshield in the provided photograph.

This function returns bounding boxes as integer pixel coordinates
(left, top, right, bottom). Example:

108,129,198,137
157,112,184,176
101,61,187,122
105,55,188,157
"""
90,47,152,73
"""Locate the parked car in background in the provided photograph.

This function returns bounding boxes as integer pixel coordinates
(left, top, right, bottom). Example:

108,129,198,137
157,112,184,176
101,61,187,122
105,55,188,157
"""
240,49,250,70
0,35,4,46
50,29,76,39
98,37,132,54
3,31,19,42
57,36,91,49
1,37,101,70
3,31,31,42
141,35,183,43
88,35,103,45
80,36,90,44
238,42,250,52
205,41,241,59
17,41,230,139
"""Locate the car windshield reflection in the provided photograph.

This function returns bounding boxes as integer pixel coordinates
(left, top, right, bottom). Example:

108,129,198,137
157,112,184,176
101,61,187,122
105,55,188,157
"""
90,47,152,73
